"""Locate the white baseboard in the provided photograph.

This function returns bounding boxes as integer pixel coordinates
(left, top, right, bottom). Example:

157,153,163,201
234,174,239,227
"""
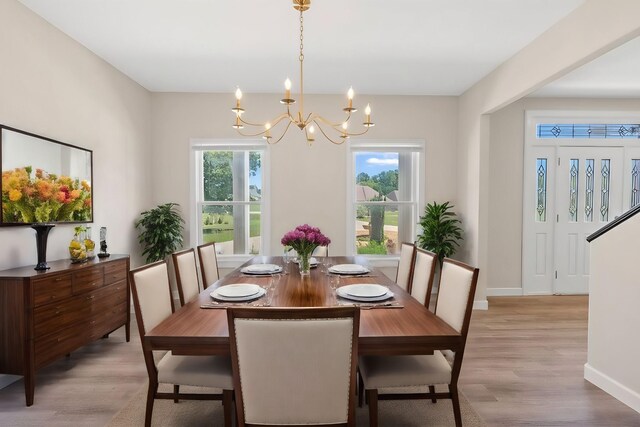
486,287,524,297
473,299,488,310
0,374,20,390
584,363,640,413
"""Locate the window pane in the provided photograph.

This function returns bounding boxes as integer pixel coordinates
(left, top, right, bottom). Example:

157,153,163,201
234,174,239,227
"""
569,159,579,222
632,159,640,208
354,152,399,200
600,159,611,221
584,159,594,222
536,158,547,222
249,151,262,202
203,151,234,202
201,204,261,255
355,204,405,255
249,203,261,255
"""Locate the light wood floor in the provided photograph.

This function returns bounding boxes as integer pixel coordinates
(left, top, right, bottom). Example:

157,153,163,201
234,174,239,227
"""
1,296,639,426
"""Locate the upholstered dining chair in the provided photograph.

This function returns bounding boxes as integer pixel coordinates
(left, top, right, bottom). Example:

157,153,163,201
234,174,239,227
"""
197,242,219,289
313,245,329,257
358,258,479,427
395,242,416,291
227,307,360,427
172,248,200,306
409,248,437,308
130,261,234,427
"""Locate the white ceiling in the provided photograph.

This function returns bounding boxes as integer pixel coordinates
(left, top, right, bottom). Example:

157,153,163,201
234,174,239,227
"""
531,35,640,98
19,0,585,95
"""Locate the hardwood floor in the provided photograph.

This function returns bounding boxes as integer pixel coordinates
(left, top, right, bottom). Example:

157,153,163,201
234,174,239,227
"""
0,295,638,426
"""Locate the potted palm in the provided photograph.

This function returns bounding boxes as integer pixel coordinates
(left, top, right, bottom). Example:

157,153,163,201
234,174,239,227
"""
135,203,185,263
417,201,463,268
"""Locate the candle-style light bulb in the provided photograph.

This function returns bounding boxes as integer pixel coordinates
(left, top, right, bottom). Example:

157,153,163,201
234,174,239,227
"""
365,104,371,116
347,87,354,100
263,122,272,140
307,124,315,143
363,103,375,127
342,122,348,130
309,125,315,134
235,87,243,100
285,78,292,99
341,121,349,139
232,87,244,116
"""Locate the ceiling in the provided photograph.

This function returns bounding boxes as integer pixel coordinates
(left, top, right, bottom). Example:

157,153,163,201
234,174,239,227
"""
18,0,587,95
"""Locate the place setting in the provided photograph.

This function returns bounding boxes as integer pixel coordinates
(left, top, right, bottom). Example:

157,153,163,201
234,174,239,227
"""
240,263,283,276
201,278,277,309
334,283,403,310
326,263,376,277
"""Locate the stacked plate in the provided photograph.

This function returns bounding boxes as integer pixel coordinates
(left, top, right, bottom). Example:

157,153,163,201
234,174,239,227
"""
292,257,319,267
328,264,370,275
210,283,266,302
240,263,283,275
336,284,394,302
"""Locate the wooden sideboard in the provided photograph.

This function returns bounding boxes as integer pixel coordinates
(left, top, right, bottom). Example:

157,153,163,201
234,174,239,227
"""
0,254,130,406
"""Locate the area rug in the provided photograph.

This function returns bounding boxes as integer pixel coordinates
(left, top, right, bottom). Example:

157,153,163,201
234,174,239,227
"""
108,384,486,426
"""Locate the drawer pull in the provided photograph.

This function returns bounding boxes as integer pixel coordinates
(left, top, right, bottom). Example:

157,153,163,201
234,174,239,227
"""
55,311,61,315
50,295,56,299
86,295,95,301
54,277,64,282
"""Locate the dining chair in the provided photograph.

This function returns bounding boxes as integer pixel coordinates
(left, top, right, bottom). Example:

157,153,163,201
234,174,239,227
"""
395,242,416,291
197,241,219,289
409,248,437,308
129,261,234,427
227,307,360,427
358,258,479,427
313,245,329,257
172,248,201,306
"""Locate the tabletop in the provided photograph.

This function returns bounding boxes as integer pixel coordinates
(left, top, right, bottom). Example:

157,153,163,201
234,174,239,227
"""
145,256,461,356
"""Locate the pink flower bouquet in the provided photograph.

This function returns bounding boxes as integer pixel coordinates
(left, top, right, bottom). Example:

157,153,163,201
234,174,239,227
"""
281,224,330,274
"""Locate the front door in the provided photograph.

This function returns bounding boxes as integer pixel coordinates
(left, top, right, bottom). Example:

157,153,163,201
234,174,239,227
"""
554,147,623,294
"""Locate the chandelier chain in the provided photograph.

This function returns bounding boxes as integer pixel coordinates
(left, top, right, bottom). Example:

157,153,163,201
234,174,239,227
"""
299,10,304,62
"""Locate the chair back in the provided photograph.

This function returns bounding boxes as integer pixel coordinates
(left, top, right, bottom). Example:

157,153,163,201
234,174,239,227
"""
396,242,416,291
197,242,219,289
409,248,437,307
129,261,174,337
312,245,329,257
172,248,200,306
434,258,479,336
228,307,359,427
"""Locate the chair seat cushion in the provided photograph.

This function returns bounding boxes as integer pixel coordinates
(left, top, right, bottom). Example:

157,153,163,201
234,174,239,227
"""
359,351,451,389
157,354,233,390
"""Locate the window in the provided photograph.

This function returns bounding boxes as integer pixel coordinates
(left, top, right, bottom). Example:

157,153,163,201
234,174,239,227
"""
191,140,268,256
347,140,423,256
536,123,640,139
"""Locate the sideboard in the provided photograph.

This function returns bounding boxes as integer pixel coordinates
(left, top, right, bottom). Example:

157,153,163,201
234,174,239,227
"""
0,254,130,406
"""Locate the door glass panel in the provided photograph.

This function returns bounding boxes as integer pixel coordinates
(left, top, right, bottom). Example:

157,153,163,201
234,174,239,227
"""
536,158,547,222
569,159,579,222
584,159,594,222
600,159,611,221
632,159,640,208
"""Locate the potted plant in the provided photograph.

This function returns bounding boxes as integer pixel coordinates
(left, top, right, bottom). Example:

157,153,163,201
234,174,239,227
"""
135,203,185,263
417,201,463,268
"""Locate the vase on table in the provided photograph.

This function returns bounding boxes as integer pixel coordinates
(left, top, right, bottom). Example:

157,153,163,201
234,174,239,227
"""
298,252,312,276
32,223,55,271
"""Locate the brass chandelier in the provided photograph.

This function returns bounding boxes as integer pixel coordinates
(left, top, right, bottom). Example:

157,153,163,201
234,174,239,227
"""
231,0,374,145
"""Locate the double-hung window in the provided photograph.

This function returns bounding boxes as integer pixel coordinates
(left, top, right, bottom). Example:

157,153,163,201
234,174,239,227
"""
191,140,269,256
347,140,423,256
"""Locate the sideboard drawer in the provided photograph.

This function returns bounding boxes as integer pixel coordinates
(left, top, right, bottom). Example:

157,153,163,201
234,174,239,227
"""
72,266,104,294
104,260,127,285
34,295,91,338
34,323,89,368
33,274,72,307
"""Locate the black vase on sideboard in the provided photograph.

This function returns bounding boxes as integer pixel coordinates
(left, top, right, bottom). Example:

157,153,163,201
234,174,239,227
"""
31,223,55,271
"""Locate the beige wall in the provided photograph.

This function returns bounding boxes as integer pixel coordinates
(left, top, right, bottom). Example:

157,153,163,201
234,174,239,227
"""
150,93,458,256
0,0,152,271
487,97,640,293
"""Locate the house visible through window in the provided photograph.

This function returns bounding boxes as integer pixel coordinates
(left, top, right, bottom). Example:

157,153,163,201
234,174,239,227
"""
348,141,423,256
192,141,267,256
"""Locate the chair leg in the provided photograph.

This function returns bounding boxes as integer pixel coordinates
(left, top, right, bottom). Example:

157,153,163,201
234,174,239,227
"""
358,372,364,407
173,385,179,403
144,382,158,427
222,389,233,427
449,383,462,427
366,389,378,427
429,385,437,403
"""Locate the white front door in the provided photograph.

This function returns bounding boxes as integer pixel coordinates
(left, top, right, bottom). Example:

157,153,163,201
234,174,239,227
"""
554,147,623,294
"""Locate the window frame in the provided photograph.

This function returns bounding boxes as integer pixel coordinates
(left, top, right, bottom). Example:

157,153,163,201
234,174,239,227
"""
346,139,425,262
190,139,270,266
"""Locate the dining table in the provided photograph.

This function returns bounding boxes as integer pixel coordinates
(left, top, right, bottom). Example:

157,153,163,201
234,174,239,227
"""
145,256,462,356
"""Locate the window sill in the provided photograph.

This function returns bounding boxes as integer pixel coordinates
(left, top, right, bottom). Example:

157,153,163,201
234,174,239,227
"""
356,255,400,268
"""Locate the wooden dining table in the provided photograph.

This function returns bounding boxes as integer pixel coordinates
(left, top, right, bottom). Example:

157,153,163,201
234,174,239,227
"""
145,256,462,356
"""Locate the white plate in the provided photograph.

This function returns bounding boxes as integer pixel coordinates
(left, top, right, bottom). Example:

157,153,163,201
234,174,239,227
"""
293,257,319,266
215,283,261,298
341,284,388,298
210,287,266,302
241,264,283,275
336,287,394,302
329,264,369,275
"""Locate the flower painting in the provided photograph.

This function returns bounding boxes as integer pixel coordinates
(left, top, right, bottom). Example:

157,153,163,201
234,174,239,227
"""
1,166,92,223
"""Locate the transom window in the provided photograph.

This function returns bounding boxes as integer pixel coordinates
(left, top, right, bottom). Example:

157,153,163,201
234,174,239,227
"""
537,123,640,139
191,140,268,256
347,140,423,256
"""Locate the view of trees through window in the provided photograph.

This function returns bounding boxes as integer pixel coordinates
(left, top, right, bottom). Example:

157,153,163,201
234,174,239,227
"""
355,152,403,255
200,150,263,255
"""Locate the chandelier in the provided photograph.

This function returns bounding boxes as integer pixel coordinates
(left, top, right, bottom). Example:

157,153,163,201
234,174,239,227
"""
231,0,374,145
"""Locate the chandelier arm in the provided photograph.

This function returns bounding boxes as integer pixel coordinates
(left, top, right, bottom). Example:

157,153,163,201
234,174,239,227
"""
266,120,294,144
344,127,371,137
311,112,353,128
313,120,346,145
238,112,290,128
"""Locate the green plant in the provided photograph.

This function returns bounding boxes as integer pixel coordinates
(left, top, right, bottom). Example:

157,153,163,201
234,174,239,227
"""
417,201,463,267
135,203,185,263
357,240,388,255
